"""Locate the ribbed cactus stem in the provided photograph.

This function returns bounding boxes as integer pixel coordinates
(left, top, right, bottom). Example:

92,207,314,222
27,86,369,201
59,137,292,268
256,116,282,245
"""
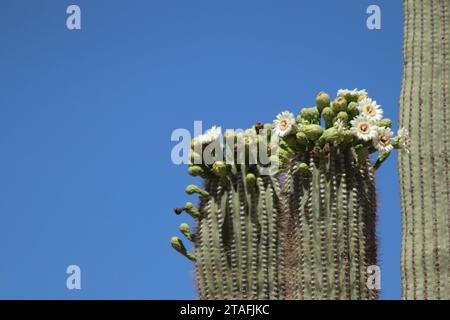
280,148,378,299
187,165,283,299
399,0,450,299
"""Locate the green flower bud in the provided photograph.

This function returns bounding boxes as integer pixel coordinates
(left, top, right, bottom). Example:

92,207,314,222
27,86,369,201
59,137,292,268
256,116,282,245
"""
322,107,335,129
296,131,308,146
188,165,205,177
331,97,348,113
184,202,201,218
179,223,193,241
318,127,341,145
347,101,359,119
300,124,324,142
246,173,257,193
189,151,202,165
171,236,185,252
211,161,227,177
171,236,196,262
185,185,209,197
300,107,321,125
297,162,310,173
357,92,369,102
315,91,330,113
335,111,349,126
376,118,392,128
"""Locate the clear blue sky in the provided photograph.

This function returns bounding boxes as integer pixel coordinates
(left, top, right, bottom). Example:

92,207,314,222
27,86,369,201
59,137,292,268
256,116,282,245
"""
0,0,403,299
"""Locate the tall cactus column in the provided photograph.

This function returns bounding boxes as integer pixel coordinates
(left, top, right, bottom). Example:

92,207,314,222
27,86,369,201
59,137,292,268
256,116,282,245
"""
399,0,450,300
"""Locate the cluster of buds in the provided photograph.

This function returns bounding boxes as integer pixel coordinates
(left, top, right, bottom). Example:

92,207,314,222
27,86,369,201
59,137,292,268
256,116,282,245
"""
270,89,410,169
187,123,281,179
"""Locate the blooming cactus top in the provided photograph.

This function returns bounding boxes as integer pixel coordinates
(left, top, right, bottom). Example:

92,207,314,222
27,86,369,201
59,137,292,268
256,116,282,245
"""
187,89,410,178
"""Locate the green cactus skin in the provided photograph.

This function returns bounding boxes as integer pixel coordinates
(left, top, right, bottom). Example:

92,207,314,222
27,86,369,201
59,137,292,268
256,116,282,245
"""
399,0,450,299
280,148,378,300
194,165,283,299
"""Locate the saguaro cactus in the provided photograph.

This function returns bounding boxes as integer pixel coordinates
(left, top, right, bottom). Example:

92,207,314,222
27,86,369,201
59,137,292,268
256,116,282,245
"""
398,0,450,300
171,90,407,299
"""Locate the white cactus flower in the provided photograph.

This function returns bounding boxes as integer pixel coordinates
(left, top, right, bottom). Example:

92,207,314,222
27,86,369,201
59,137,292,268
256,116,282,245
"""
357,98,383,121
197,126,222,145
272,111,296,137
350,115,377,141
397,127,411,154
334,118,346,132
337,88,367,97
373,126,394,153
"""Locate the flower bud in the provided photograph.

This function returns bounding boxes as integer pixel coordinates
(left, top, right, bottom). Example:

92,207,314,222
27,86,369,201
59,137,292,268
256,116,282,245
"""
171,236,196,262
347,101,359,118
315,91,330,113
322,107,334,128
246,173,257,193
300,107,321,125
301,124,324,142
186,185,209,197
179,223,192,241
376,118,392,128
335,111,349,126
296,131,308,146
188,165,205,177
212,161,227,177
318,127,341,145
331,97,348,113
184,202,201,218
297,162,310,173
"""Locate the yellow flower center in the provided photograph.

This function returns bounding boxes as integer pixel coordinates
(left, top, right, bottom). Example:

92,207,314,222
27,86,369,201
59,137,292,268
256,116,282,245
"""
364,104,376,116
279,119,289,130
380,135,389,145
359,123,369,133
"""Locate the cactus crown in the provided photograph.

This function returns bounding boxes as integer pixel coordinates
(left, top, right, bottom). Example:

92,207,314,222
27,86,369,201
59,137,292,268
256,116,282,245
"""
271,89,410,170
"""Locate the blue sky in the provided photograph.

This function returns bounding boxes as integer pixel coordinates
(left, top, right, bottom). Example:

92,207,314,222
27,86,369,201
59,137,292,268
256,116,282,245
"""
0,0,403,299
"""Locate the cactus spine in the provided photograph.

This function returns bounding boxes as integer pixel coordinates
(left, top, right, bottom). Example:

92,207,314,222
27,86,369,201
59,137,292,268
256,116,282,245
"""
399,0,450,299
172,90,406,299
